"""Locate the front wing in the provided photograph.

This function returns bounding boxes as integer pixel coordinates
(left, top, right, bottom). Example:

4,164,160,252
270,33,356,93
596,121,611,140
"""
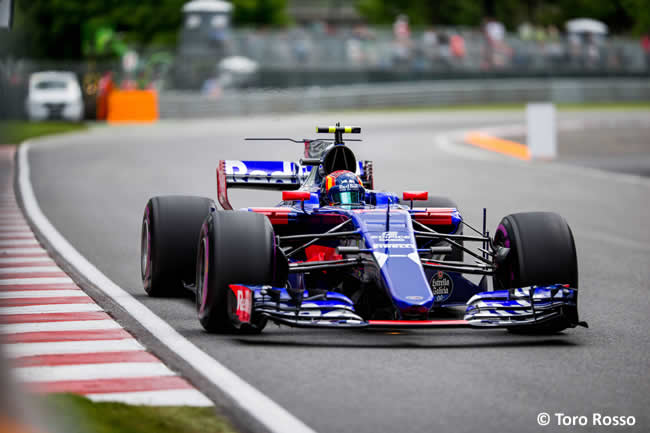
228,284,584,330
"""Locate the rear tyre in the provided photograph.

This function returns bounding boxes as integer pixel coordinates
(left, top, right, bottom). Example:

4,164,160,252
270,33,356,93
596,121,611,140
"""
415,196,463,262
494,212,579,334
141,196,213,297
196,211,277,333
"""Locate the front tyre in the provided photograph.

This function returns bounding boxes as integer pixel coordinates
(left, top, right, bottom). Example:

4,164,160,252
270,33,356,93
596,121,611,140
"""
494,211,579,334
196,211,278,333
494,212,578,290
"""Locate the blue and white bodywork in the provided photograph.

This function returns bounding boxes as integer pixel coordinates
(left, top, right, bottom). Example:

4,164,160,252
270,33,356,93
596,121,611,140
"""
216,127,585,333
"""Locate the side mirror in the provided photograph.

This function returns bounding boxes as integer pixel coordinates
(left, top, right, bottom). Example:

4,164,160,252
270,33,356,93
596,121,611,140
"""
403,191,428,201
283,190,311,212
403,191,428,209
282,191,311,201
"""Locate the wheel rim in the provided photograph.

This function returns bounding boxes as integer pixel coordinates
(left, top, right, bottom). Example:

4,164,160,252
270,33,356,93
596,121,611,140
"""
141,216,151,281
197,232,209,314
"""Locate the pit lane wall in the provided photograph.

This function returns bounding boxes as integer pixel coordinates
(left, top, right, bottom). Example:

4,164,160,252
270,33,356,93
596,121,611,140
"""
158,77,650,119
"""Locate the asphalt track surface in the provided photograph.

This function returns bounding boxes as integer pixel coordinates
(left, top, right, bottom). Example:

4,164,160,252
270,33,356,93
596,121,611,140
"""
27,110,649,433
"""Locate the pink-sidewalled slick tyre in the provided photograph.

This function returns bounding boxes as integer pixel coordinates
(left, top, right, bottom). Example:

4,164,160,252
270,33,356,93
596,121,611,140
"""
494,211,578,290
494,212,579,334
196,211,277,333
141,195,213,297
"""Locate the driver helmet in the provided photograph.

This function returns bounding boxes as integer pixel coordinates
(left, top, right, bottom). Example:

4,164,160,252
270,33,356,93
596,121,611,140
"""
321,170,365,205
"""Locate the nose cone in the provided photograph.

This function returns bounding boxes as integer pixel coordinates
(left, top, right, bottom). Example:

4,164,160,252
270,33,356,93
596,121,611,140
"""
375,252,434,315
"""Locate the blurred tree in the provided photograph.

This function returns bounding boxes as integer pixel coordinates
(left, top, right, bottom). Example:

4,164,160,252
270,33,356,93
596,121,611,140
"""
357,0,481,26
356,0,641,34
231,0,289,27
12,0,289,60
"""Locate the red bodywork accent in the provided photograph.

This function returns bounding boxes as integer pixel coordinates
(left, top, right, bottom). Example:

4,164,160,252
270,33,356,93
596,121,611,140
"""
230,284,252,324
216,159,233,210
282,191,310,201
412,208,454,225
403,191,428,201
304,245,342,262
249,207,291,225
368,319,469,327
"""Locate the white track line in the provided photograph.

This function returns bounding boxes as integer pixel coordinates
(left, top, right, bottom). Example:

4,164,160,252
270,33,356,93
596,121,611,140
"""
0,290,84,299
5,339,144,358
15,362,176,382
87,389,214,406
19,142,316,433
0,266,61,274
0,303,102,315
0,277,73,285
0,257,54,264
1,319,121,334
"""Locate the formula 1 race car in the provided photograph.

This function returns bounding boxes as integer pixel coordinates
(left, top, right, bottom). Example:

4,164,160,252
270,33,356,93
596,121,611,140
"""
140,124,587,334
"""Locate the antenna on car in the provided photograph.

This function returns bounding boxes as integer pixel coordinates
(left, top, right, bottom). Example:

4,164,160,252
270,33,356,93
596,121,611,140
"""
244,138,362,142
316,122,361,145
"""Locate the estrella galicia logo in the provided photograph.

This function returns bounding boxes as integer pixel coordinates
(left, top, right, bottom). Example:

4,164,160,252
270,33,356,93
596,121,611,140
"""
430,270,454,302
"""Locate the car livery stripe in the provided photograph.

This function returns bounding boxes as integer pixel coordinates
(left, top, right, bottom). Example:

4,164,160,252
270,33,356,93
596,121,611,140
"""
412,208,455,225
249,207,291,224
368,319,470,327
0,146,212,407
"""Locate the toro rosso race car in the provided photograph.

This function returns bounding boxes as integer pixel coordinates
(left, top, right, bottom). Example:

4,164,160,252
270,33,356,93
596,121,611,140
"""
141,125,587,334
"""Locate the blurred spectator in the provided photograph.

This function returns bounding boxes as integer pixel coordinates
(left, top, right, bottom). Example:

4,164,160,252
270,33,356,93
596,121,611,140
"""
392,14,412,67
437,32,451,69
346,34,364,67
585,33,601,68
421,27,439,66
518,22,534,41
642,32,650,70
291,27,311,64
568,32,582,67
546,25,563,67
96,71,113,120
393,14,410,41
482,17,506,69
450,33,466,66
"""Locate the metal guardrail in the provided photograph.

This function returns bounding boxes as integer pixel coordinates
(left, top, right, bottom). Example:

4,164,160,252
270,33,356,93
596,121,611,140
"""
158,78,650,118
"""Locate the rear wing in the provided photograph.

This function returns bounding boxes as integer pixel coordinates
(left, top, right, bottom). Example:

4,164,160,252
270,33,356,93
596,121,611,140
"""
217,159,373,210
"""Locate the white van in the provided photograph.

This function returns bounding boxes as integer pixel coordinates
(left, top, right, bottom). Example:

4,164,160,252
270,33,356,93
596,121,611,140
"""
26,71,84,121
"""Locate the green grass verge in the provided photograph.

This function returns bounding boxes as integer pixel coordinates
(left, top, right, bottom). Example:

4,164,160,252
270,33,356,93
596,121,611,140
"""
42,394,237,433
0,121,87,145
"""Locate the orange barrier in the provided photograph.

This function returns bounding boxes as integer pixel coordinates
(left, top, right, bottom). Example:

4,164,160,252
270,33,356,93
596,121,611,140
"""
107,90,158,124
464,132,530,160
